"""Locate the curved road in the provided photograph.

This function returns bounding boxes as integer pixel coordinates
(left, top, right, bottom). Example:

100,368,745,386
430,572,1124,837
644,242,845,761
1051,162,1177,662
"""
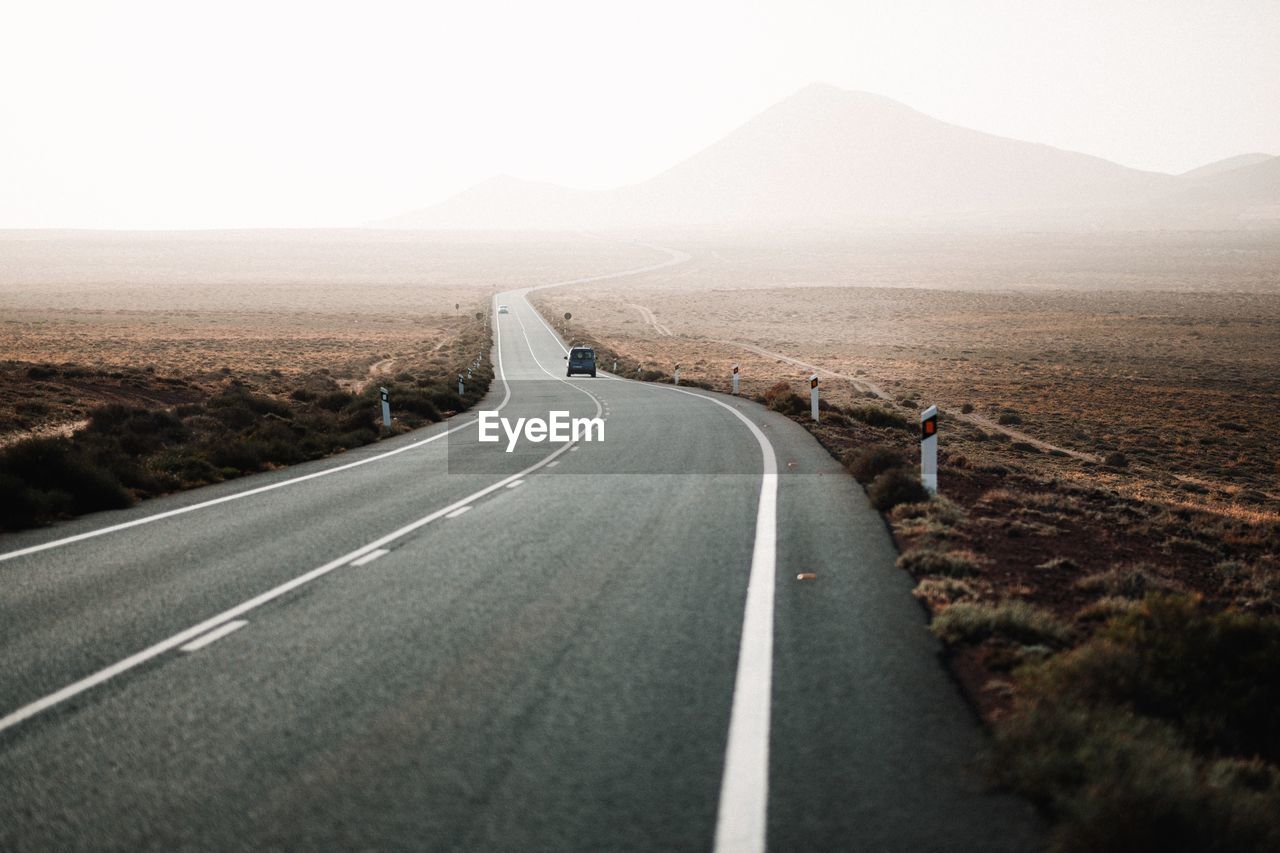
0,256,1041,851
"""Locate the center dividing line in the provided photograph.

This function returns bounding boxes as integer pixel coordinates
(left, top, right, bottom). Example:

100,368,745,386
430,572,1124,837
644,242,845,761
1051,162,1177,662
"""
180,620,248,653
0,244,673,567
0,297,568,736
349,549,390,567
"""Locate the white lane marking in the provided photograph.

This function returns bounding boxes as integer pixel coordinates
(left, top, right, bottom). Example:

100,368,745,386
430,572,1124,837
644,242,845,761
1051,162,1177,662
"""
520,279,780,853
0,246,667,567
569,446,579,452
0,421,579,735
546,461,559,468
349,548,390,567
0,295,568,736
506,480,525,489
179,620,248,653
0,249,674,567
444,505,472,519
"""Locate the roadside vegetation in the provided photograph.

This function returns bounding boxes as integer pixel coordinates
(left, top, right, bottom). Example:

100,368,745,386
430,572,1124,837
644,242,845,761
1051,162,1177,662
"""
0,319,493,532
561,315,1280,851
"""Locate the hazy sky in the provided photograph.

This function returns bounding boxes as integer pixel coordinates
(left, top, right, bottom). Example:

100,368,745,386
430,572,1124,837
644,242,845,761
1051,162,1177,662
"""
3,0,1278,228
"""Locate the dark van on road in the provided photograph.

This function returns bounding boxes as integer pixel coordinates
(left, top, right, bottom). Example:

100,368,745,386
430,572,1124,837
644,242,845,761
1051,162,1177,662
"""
565,347,597,377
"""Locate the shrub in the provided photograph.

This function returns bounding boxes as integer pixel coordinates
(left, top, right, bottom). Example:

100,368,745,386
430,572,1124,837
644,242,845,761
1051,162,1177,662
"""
867,467,928,510
961,402,974,414
316,391,355,412
847,405,910,430
1077,564,1170,600
897,548,983,577
995,597,1280,850
997,412,1022,425
913,577,976,606
0,437,133,529
995,704,1280,853
843,444,902,483
762,381,805,416
932,600,1071,646
1104,451,1129,468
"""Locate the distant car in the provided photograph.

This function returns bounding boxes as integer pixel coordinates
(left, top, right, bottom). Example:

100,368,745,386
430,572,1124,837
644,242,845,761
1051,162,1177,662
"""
565,346,597,377
497,304,510,314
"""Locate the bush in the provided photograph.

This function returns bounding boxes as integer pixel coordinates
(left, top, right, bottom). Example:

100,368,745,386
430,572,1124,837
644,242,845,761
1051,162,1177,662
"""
761,381,805,416
1077,564,1170,600
998,412,1023,425
847,404,910,430
932,600,1071,646
316,391,355,412
994,598,1280,851
995,704,1280,853
897,548,983,577
1104,451,1129,468
867,467,928,510
843,444,902,483
0,437,133,529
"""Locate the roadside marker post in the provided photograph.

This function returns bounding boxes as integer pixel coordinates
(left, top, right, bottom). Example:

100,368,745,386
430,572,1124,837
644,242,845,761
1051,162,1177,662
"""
732,364,740,395
613,359,618,372
458,375,465,396
674,364,681,386
380,387,392,429
809,374,819,422
920,405,938,495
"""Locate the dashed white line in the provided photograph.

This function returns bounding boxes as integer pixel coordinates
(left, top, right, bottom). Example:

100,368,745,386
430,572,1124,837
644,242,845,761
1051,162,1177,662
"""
444,505,472,519
180,620,248,653
349,549,390,567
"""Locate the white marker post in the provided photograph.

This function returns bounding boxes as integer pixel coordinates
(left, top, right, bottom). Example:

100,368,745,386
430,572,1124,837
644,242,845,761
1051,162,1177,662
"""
674,364,681,386
458,374,465,396
920,405,938,495
809,374,819,422
732,363,740,395
379,387,392,429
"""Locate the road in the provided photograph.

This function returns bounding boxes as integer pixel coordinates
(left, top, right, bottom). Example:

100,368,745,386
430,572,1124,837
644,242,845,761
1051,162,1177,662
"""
0,257,1042,851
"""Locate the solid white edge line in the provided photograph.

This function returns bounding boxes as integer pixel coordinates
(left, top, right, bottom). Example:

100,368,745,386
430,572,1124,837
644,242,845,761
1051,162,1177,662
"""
349,548,390,567
0,419,478,565
506,480,525,489
519,264,781,853
444,505,472,519
179,620,248,653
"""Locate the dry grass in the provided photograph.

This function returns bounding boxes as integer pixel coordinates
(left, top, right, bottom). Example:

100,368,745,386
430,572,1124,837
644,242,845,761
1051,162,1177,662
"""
0,230,655,441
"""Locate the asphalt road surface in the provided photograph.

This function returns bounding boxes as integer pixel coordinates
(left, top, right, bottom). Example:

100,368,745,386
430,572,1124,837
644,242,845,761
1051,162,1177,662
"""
0,267,1043,851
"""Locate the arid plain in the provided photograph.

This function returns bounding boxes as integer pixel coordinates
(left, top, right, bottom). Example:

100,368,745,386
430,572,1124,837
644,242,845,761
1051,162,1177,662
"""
0,231,657,443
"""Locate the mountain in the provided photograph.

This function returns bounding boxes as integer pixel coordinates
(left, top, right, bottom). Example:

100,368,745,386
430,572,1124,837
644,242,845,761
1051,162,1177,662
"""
1178,153,1275,181
381,84,1274,230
